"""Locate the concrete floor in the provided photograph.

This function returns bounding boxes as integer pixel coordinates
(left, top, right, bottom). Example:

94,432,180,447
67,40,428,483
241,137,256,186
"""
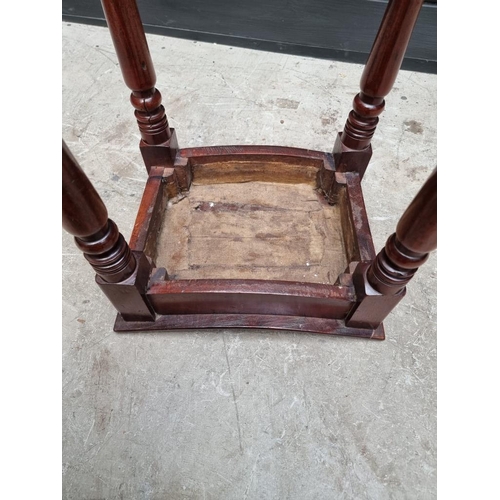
62,22,437,500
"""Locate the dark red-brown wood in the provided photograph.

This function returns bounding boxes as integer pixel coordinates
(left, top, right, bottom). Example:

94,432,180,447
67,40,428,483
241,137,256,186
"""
112,144,385,338
335,0,424,178
182,145,329,186
62,140,155,320
114,313,384,340
367,168,437,295
128,166,166,258
347,169,437,328
146,278,355,318
339,172,376,263
100,0,177,169
179,145,328,163
62,140,136,283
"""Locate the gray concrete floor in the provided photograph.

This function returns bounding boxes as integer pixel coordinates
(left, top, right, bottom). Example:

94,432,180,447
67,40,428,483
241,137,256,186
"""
62,22,437,500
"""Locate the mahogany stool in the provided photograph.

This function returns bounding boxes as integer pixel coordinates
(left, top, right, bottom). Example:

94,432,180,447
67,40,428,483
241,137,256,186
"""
62,0,436,340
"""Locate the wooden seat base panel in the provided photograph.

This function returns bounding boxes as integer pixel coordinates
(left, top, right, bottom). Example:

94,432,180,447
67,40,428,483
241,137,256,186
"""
159,181,347,283
105,145,384,339
129,145,376,266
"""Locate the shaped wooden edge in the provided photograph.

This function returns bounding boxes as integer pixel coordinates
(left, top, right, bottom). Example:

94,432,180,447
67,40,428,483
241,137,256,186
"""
146,278,354,316
114,312,385,339
122,145,383,339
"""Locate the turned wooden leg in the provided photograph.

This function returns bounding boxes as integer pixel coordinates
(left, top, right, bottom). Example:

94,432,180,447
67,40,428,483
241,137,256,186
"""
333,0,424,179
100,0,178,171
62,140,155,321
346,168,436,329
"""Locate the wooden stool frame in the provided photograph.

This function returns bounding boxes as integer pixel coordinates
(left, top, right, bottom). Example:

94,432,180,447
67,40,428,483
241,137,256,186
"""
62,0,436,340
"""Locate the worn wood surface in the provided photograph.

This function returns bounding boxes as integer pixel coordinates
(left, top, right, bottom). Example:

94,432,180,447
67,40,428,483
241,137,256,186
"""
128,166,166,261
343,172,376,262
181,145,328,162
190,161,319,186
157,181,346,283
181,146,327,185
